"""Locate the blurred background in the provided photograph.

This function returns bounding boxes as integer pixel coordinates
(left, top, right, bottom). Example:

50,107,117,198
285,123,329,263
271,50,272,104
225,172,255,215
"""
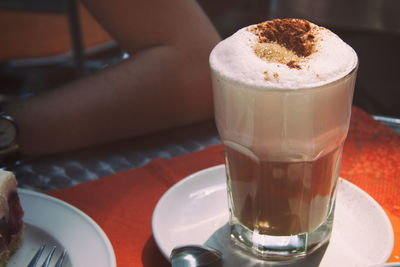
0,0,399,190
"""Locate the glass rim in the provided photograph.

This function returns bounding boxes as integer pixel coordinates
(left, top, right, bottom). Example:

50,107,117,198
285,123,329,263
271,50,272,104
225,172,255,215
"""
211,63,359,92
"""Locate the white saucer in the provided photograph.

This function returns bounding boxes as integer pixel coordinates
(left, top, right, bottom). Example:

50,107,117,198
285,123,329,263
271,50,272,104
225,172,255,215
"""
152,165,394,267
8,189,116,267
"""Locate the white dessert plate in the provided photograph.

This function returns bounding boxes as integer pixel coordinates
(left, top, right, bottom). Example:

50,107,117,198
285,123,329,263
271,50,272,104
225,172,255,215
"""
8,189,116,267
152,165,394,267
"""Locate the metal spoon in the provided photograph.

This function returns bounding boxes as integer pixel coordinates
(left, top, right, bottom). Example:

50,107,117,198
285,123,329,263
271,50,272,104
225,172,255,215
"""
170,245,223,267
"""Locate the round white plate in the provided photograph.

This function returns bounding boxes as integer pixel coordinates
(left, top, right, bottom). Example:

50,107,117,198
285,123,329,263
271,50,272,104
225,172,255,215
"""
8,189,116,267
152,165,394,267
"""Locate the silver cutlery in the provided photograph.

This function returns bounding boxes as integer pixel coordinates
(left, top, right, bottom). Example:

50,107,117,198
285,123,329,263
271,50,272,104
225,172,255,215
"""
170,245,222,267
27,244,67,267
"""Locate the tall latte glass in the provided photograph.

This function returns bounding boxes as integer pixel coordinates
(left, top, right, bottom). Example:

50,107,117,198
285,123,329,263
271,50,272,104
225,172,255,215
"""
209,19,358,260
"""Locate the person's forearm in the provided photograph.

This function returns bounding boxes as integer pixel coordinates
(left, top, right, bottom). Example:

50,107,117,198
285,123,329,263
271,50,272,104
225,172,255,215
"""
4,45,214,156
4,0,221,157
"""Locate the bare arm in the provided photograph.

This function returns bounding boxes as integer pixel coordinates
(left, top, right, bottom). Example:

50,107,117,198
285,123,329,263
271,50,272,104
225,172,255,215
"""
4,0,220,156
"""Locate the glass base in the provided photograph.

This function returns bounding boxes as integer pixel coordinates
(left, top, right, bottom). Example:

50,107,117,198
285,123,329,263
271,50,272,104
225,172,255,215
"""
230,204,335,261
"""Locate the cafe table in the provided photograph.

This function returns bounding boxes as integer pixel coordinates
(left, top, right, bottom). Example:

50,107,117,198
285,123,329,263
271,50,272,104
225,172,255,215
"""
15,106,400,266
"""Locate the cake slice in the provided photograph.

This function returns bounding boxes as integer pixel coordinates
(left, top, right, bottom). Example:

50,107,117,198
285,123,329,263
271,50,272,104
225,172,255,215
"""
0,171,24,266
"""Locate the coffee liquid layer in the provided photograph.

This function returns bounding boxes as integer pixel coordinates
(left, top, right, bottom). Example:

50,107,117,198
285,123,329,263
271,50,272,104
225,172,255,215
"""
225,144,342,235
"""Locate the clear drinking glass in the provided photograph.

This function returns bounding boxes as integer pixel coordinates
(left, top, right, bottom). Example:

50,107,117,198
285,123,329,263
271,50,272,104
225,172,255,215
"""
211,60,358,260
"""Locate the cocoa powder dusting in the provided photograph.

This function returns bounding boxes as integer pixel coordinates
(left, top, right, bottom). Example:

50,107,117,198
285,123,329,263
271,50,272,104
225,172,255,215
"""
287,60,301,70
250,19,317,69
264,71,269,81
252,19,316,57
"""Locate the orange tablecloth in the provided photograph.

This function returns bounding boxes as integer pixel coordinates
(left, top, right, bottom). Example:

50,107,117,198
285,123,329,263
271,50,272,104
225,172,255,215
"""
49,106,400,266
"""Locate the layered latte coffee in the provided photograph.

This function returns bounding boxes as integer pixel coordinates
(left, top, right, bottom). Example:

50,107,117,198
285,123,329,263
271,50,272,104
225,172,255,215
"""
210,19,357,259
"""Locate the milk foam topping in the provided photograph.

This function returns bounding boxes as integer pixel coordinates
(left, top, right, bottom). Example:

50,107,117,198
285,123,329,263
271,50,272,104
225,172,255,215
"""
210,19,358,89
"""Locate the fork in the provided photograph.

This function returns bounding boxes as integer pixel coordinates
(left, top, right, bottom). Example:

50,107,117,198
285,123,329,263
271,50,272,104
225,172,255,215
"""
27,244,67,267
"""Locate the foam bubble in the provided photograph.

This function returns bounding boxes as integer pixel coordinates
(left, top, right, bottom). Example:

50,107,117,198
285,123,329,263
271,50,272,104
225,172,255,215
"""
209,21,358,89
